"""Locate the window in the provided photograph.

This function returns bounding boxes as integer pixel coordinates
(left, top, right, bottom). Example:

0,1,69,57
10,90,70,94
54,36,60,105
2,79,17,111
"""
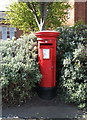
2,27,7,40
2,26,15,40
67,8,70,19
7,27,10,38
10,27,14,40
0,11,6,22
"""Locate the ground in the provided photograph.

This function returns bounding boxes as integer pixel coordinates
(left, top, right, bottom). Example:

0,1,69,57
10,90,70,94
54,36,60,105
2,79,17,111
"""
2,94,87,120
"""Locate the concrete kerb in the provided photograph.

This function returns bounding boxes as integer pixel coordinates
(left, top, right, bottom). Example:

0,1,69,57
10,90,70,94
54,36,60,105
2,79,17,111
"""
1,118,87,120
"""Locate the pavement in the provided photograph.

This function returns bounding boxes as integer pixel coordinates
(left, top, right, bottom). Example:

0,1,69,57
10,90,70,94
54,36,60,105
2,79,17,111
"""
2,94,87,120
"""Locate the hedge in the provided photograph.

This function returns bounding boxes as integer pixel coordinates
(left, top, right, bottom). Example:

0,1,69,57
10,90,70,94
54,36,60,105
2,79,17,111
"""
0,34,41,104
56,24,87,110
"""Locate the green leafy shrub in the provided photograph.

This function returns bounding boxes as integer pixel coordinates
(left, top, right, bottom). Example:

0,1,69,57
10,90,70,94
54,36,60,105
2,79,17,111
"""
56,24,87,110
0,34,41,104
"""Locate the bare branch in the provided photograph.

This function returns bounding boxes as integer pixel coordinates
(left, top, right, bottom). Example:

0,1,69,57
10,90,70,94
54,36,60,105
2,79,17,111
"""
26,2,33,11
26,2,40,30
26,2,53,31
39,2,50,30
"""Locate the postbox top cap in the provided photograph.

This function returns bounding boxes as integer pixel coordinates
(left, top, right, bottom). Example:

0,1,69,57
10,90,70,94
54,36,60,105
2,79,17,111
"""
36,30,57,32
35,30,60,39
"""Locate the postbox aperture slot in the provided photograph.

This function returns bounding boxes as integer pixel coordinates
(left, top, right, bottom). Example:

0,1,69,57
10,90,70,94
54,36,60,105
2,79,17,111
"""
40,43,53,46
43,49,50,59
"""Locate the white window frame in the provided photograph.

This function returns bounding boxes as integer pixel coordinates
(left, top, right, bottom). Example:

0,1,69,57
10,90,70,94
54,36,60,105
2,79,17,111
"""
67,8,70,19
2,26,7,40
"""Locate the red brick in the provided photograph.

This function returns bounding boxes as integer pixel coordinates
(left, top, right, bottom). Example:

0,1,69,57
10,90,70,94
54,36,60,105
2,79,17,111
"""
15,28,23,39
75,2,87,24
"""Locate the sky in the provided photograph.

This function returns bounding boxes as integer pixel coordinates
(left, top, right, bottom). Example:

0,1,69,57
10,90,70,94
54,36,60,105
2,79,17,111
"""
0,0,18,11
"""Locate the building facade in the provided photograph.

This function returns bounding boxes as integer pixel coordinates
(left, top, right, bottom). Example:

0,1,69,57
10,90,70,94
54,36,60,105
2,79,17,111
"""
65,0,75,26
75,1,87,24
66,0,87,26
0,11,23,40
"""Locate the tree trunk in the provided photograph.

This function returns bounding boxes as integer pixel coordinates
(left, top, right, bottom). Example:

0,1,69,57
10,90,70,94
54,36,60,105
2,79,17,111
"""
39,2,48,31
27,2,51,31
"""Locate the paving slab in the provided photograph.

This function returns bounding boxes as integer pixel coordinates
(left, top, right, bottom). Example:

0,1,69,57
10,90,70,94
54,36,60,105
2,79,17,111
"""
2,95,87,119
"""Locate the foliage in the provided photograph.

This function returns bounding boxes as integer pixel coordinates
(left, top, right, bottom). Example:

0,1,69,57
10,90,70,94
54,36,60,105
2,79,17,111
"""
3,2,70,31
0,34,41,104
4,2,37,32
56,24,87,110
46,2,70,29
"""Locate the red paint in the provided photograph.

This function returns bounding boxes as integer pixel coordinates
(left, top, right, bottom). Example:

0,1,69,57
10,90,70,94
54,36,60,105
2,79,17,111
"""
35,31,60,88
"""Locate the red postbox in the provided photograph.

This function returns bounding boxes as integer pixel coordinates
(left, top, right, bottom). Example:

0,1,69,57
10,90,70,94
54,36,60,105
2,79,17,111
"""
35,31,60,99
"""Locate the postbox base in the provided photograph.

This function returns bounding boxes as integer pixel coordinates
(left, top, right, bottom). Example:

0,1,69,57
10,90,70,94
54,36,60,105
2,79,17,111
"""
37,86,57,100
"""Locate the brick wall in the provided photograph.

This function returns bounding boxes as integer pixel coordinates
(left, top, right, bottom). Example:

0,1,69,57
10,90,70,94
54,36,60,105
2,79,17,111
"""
75,2,87,24
85,2,87,23
15,28,23,39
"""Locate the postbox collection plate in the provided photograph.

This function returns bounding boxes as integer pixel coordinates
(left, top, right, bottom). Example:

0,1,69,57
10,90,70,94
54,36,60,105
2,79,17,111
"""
43,49,50,59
